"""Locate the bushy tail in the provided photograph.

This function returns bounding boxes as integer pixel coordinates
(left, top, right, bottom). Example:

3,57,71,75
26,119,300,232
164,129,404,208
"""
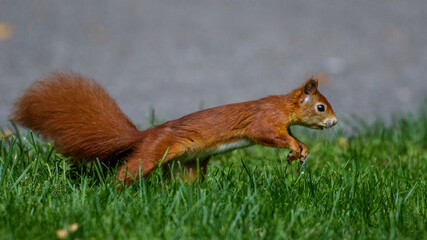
10,72,142,162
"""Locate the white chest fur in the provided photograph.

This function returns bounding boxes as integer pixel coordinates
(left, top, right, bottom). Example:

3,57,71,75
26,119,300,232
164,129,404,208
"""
181,139,254,162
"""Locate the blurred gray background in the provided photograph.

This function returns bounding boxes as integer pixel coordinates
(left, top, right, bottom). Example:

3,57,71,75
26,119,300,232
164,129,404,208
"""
1,0,426,130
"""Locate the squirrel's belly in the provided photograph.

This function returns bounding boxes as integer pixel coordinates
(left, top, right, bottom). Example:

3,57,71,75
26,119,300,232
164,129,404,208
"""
180,139,254,162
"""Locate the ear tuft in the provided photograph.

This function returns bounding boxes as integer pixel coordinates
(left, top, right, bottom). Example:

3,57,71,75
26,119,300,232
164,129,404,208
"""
302,77,318,95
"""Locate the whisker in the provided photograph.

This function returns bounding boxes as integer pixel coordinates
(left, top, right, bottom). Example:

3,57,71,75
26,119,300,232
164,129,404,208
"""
328,127,338,141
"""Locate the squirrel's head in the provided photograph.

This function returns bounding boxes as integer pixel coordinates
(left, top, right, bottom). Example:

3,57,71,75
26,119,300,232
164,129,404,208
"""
294,77,338,129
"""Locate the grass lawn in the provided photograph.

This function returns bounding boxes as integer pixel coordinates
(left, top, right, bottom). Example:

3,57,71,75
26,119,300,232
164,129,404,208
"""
0,107,426,239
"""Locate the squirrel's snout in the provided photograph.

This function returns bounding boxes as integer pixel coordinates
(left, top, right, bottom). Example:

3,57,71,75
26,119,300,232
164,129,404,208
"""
324,117,338,128
331,118,338,126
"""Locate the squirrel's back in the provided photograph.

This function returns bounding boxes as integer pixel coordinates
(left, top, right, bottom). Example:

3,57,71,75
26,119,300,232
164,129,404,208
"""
10,72,142,162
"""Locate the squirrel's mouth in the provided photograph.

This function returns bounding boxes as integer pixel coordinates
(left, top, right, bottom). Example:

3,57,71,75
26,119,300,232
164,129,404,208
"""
311,125,324,130
320,118,338,129
316,123,335,130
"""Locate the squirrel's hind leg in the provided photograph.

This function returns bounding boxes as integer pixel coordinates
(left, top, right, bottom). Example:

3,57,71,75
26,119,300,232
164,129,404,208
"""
115,156,210,189
166,157,210,183
181,157,210,183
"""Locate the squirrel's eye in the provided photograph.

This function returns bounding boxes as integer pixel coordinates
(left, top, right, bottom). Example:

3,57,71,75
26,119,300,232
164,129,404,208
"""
317,104,325,112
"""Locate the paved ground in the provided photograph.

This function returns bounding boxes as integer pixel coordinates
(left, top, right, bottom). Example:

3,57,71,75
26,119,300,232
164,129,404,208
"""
1,0,426,130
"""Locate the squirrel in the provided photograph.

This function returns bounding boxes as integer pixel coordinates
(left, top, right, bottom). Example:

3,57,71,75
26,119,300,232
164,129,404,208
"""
10,72,337,185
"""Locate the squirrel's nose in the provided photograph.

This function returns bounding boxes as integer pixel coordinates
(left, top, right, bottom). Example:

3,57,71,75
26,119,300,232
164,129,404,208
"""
332,118,338,126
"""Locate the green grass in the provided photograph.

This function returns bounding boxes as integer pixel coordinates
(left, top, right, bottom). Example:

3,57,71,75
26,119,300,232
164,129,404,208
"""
1,107,426,239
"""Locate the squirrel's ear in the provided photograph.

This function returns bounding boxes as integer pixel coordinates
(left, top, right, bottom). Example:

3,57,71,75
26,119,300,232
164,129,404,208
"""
302,77,318,95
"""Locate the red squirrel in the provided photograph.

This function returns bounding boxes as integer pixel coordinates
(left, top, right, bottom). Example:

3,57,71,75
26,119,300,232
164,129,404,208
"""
10,72,337,185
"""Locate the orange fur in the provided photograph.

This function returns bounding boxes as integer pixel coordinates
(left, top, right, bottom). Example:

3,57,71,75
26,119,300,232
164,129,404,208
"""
10,72,337,186
10,72,142,162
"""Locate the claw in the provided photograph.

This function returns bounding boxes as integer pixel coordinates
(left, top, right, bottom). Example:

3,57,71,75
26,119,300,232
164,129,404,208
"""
287,150,301,164
299,155,306,164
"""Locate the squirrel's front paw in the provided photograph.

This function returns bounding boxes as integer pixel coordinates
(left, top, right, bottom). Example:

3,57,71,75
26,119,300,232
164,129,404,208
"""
287,150,300,163
299,149,308,164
